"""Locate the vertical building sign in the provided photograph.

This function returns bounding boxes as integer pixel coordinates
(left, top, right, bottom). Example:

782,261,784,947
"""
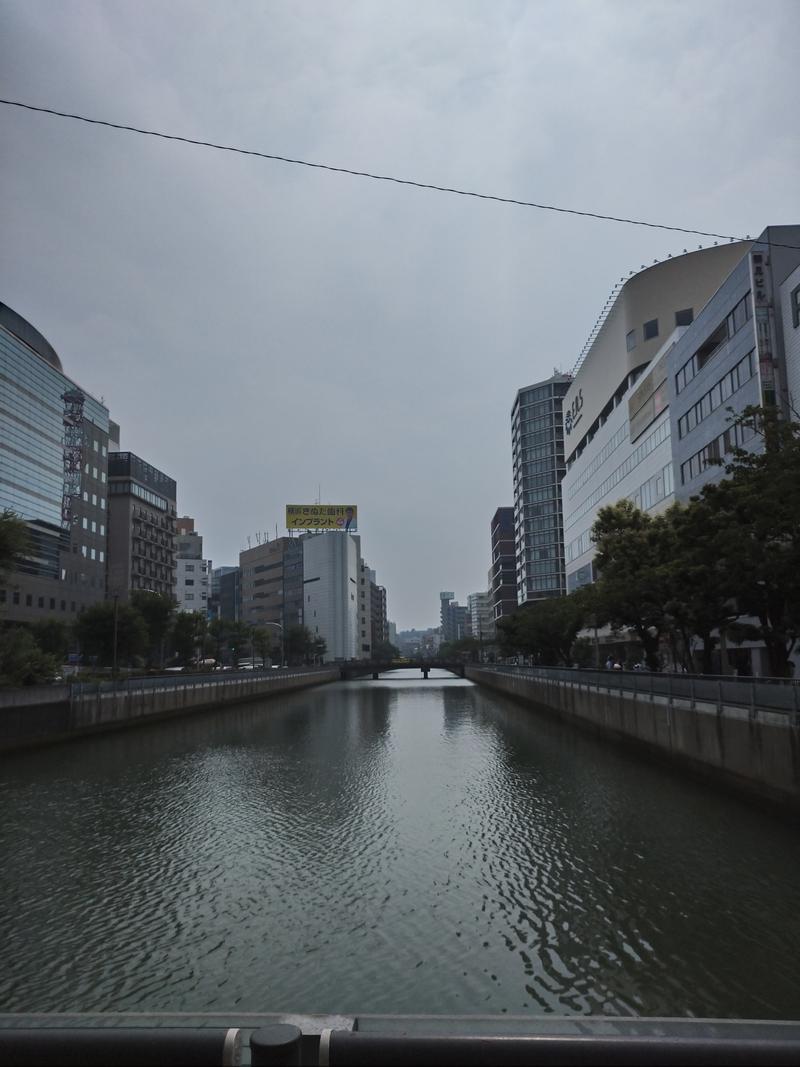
749,251,777,408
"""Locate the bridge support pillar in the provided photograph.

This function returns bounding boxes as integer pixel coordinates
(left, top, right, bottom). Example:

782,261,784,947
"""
372,672,379,680
422,667,430,679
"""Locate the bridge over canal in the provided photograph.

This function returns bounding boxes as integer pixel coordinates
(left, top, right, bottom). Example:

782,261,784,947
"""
339,660,466,680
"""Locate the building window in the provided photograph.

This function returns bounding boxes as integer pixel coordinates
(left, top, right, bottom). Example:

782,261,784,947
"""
99,551,104,562
185,593,194,600
643,318,659,341
61,600,66,611
100,499,106,510
626,329,636,352
92,494,97,506
93,439,99,452
185,579,195,586
82,518,88,530
50,598,55,609
25,593,32,606
90,548,96,560
38,596,44,608
792,284,800,329
101,472,106,484
91,521,97,533
675,308,693,326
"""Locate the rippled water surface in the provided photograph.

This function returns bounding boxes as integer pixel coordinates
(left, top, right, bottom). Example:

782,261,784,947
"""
2,672,799,1017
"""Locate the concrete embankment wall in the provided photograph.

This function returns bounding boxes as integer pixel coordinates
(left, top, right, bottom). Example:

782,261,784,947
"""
466,667,800,811
0,668,339,753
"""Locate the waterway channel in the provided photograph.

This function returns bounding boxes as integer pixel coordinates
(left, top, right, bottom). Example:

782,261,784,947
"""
1,671,799,1019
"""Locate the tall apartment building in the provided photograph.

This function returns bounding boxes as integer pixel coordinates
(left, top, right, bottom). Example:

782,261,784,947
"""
489,507,517,621
0,302,112,622
107,452,176,599
511,373,572,606
302,532,360,661
209,565,238,621
240,536,304,634
439,592,468,643
358,558,373,657
174,516,211,614
370,577,388,651
560,240,760,595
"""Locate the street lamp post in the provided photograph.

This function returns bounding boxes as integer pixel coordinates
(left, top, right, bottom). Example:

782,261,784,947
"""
112,592,119,680
261,621,285,668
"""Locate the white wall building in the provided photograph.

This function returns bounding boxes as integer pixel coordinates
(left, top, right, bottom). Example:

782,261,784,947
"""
175,556,211,613
302,532,360,662
467,591,495,642
174,517,211,614
561,242,750,593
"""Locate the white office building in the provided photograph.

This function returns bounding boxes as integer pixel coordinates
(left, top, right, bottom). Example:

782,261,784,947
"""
174,517,211,614
467,591,495,642
302,532,361,662
561,242,750,593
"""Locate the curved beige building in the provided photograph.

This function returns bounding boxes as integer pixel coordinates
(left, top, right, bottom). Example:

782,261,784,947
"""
561,242,751,594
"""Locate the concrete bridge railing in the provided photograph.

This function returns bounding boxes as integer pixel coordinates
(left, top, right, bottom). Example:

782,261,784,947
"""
341,660,466,680
466,665,800,811
0,667,339,753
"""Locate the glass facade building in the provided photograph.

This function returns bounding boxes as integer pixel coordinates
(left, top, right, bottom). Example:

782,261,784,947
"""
511,374,572,604
0,303,111,621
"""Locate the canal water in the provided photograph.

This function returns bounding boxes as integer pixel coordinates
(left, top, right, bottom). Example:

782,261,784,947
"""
1,671,799,1019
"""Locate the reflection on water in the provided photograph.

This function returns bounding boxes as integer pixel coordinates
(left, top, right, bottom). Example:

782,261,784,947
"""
1,670,799,1017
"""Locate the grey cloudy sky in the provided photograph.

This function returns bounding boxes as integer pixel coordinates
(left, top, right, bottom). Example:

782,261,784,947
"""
1,1,798,628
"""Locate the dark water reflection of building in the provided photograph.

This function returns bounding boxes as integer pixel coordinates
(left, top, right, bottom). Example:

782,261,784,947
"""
1,676,799,1019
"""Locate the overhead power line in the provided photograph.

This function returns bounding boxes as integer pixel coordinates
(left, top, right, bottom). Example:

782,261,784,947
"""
2,96,798,250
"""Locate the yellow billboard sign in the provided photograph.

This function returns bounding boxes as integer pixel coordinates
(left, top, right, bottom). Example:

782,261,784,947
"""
286,505,357,531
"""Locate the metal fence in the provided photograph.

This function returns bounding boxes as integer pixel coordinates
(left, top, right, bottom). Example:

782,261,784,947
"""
473,665,800,718
66,665,331,699
0,667,335,709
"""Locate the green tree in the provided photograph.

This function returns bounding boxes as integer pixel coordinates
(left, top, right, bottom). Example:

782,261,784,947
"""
171,612,199,665
250,626,274,666
284,625,326,665
439,636,482,661
372,639,400,661
225,621,252,666
75,602,148,667
591,500,672,670
0,627,60,686
0,509,29,580
658,502,738,673
30,619,71,661
696,409,800,676
130,591,176,668
208,618,227,665
497,591,590,666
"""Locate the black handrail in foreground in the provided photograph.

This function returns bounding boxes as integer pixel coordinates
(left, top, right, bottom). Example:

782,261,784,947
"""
3,1023,800,1066
321,1030,800,1066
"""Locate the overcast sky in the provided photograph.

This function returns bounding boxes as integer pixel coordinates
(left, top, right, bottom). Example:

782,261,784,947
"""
1,1,798,628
